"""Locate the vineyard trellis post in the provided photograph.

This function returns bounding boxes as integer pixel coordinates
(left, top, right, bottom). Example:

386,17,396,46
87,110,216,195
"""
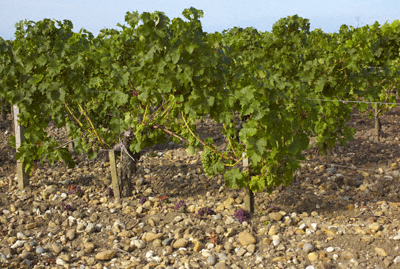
13,105,28,190
242,155,254,213
108,150,120,199
375,103,381,141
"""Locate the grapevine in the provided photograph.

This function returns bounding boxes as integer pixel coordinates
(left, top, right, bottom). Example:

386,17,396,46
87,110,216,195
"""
0,9,400,212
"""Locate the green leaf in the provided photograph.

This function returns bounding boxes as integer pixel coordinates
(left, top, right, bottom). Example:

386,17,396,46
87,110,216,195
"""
224,168,246,190
187,145,195,155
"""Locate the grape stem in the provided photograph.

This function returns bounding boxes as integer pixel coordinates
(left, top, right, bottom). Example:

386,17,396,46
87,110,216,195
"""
223,123,238,159
152,125,190,145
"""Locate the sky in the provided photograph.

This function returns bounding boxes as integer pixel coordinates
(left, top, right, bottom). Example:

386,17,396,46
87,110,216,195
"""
0,0,399,40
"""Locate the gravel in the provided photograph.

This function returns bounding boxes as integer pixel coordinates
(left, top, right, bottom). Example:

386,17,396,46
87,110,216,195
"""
1,108,400,268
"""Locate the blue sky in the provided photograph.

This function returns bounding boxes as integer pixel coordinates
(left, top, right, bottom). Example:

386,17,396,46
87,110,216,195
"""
0,0,399,40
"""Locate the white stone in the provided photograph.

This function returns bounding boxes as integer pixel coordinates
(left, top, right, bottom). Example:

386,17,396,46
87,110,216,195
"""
306,229,315,235
56,258,68,266
271,235,280,240
11,240,26,248
201,249,212,257
132,240,146,249
225,216,235,225
333,254,339,260
272,239,280,246
145,250,154,259
206,243,214,249
298,223,307,230
174,216,183,223
153,256,162,263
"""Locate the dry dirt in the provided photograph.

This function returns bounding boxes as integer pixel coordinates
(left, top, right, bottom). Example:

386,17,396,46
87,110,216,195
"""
0,105,400,269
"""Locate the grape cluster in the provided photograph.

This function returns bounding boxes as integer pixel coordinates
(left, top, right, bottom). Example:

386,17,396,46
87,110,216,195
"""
139,196,148,205
233,208,250,223
201,147,220,177
174,200,187,212
196,207,215,219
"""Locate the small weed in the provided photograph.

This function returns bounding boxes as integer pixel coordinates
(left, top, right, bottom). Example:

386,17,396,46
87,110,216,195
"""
61,202,72,212
269,205,279,211
68,186,85,198
139,196,148,205
196,207,215,219
175,200,187,213
233,208,250,223
105,187,114,197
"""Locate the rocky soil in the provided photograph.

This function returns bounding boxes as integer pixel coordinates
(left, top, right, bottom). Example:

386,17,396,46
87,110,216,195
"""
1,106,400,269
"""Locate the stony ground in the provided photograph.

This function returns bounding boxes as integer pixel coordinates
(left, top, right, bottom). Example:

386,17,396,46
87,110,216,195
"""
1,106,400,269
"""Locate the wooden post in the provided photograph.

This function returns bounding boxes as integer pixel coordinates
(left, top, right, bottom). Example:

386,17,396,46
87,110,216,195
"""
375,103,381,141
109,150,120,199
65,124,74,153
326,147,332,164
242,153,254,213
13,105,28,190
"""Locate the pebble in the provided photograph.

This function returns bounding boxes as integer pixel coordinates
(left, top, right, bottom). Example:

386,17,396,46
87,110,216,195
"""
218,252,227,261
308,252,318,261
11,240,25,248
238,231,256,246
215,262,230,269
268,225,279,235
375,247,388,257
84,242,96,253
247,243,256,253
52,243,62,254
144,232,163,242
206,255,217,266
35,246,46,254
369,222,381,232
132,240,146,249
95,249,117,260
303,243,315,253
225,216,235,225
16,232,27,240
326,247,334,253
56,258,68,266
268,212,283,221
236,247,247,256
162,238,174,246
66,229,76,240
173,238,188,248
0,131,399,269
